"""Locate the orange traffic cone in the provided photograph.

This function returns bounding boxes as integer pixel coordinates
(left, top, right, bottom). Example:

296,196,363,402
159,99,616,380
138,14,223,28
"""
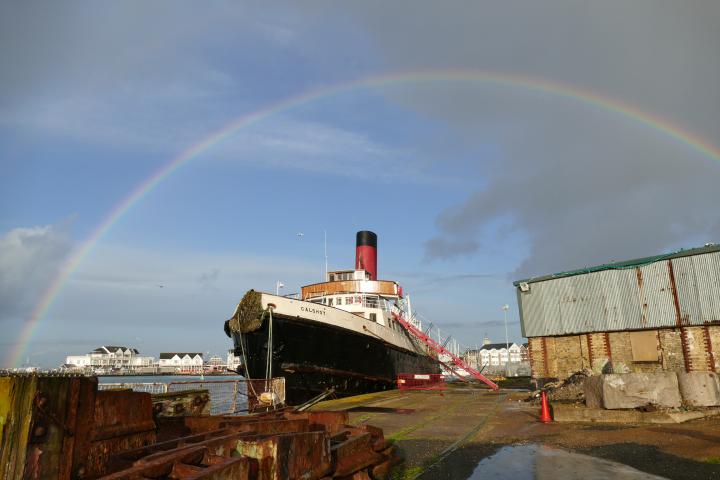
539,391,552,423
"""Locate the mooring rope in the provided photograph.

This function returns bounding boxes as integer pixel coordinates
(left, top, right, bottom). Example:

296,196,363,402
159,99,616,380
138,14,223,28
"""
265,307,273,383
237,329,259,400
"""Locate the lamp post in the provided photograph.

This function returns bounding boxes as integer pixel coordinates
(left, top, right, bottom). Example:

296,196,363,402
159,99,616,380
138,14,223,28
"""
276,281,284,295
502,304,510,363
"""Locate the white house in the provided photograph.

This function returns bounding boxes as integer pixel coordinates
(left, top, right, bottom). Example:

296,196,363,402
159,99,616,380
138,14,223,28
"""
463,340,528,368
226,349,241,371
65,346,154,371
158,352,204,373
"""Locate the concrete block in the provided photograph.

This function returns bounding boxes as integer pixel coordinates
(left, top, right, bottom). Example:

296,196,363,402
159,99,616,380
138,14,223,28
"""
554,404,720,424
583,373,681,409
677,372,720,407
584,375,604,409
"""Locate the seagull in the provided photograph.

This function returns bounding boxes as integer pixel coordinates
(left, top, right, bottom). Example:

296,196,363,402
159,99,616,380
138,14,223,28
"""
157,284,165,288
296,232,304,239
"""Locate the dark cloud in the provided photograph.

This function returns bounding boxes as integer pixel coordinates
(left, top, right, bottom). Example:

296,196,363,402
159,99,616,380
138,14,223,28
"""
424,237,479,259
198,269,220,290
339,1,720,278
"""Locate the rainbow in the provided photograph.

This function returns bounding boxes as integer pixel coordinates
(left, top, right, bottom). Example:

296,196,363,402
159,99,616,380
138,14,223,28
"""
7,69,720,367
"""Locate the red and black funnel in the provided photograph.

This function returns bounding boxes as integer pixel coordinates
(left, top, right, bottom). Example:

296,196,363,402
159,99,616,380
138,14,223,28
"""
355,231,377,280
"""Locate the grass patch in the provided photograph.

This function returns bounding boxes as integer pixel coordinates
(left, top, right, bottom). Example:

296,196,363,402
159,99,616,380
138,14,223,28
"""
705,457,720,464
389,465,423,480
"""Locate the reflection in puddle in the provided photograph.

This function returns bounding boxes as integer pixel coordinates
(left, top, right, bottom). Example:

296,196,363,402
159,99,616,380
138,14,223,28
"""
468,444,667,479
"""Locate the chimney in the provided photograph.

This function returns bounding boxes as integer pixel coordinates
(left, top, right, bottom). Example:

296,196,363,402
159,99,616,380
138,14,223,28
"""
355,231,377,280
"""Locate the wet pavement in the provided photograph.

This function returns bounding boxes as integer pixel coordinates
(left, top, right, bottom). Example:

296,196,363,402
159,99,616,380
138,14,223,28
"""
313,387,720,479
465,444,667,479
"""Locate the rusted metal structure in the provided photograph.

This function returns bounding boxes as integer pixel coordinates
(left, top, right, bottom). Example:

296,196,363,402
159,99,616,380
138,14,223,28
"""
0,375,399,479
514,245,720,383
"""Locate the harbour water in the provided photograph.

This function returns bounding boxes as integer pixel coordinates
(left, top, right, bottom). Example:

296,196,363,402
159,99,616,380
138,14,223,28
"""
98,374,250,414
98,374,245,384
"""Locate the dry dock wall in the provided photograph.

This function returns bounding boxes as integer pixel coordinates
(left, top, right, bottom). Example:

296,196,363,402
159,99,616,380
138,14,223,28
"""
528,325,720,382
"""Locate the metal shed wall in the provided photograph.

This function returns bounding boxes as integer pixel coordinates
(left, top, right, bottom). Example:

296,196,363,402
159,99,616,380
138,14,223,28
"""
518,250,720,337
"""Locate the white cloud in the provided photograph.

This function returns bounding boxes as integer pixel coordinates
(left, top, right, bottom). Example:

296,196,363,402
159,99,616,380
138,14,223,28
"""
0,224,72,321
10,243,324,366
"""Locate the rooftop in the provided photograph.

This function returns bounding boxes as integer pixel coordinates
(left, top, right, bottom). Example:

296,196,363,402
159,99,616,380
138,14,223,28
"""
159,352,203,359
513,244,719,286
90,346,140,354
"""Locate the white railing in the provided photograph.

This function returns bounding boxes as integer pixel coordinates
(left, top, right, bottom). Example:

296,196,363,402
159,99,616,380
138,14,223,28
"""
98,382,168,394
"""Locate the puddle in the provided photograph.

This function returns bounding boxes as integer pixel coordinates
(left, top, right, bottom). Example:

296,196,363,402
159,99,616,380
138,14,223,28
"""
467,444,668,479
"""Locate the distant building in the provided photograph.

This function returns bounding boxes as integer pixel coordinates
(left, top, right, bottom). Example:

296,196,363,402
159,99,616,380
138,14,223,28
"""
65,346,154,371
515,245,720,386
158,352,204,373
463,340,527,368
226,349,241,371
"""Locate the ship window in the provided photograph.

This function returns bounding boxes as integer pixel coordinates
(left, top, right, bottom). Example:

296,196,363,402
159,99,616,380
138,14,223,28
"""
370,313,377,322
328,298,333,306
346,296,354,304
336,297,342,305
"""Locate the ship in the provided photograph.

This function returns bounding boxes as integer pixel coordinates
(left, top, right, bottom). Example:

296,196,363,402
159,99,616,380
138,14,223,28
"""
224,230,440,405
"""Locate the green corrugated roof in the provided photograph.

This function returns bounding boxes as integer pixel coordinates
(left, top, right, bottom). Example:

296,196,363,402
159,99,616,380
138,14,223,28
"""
513,244,720,286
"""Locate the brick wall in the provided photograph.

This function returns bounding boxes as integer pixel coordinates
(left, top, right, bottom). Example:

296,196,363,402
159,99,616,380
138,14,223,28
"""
586,332,611,372
658,328,685,371
553,335,585,378
528,337,546,377
529,325,720,380
709,325,720,372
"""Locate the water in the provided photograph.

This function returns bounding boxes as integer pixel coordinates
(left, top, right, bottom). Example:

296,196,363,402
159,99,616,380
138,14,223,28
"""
467,444,668,480
98,374,249,414
98,374,245,384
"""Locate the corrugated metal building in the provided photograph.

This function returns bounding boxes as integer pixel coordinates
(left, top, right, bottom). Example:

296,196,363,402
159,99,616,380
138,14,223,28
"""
514,245,720,383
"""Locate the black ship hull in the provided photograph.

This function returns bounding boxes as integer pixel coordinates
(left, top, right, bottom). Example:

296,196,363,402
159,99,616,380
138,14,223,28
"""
231,314,439,405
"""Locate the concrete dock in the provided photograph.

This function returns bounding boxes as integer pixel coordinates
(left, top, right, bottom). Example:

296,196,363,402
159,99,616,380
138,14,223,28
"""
312,386,720,479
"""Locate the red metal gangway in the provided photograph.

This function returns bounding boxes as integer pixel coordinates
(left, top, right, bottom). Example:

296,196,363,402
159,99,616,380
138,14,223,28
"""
392,313,499,391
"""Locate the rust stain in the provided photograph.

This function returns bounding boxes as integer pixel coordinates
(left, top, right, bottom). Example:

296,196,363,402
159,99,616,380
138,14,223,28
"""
680,327,693,373
604,332,613,362
667,260,686,326
703,326,716,373
636,267,649,326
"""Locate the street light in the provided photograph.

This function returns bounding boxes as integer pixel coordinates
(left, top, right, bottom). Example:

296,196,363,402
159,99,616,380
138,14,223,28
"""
276,281,285,295
502,304,510,357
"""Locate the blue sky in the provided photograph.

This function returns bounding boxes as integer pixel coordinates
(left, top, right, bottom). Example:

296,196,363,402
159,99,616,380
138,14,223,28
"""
2,2,719,367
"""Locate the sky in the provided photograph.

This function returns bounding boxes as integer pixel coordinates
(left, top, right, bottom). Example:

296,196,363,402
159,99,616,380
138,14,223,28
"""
1,1,719,368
